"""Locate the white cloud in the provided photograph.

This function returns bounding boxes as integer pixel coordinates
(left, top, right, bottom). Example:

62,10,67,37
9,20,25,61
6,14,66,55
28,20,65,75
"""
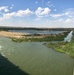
65,19,71,23
46,1,54,7
10,7,13,9
10,4,14,9
16,9,33,17
58,19,63,22
64,12,74,18
0,12,16,21
0,8,33,21
0,6,74,28
54,18,74,24
50,8,74,18
3,12,16,19
65,12,69,15
0,6,9,12
35,1,38,4
35,18,41,21
11,4,14,7
65,18,74,23
63,8,74,18
49,18,74,28
50,14,64,18
35,7,51,17
54,9,57,11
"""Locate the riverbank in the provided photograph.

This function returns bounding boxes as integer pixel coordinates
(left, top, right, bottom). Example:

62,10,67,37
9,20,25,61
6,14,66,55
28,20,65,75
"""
0,31,24,38
47,36,74,58
0,30,69,42
12,33,69,42
11,31,69,42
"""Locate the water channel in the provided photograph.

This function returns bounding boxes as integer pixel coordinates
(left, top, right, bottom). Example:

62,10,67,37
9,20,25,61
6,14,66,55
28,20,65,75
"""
0,36,73,75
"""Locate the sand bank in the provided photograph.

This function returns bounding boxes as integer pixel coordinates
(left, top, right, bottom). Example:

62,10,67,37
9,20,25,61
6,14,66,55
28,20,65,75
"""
0,31,24,38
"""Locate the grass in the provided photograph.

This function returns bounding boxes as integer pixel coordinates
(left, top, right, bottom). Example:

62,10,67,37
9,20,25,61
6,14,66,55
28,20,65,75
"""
47,36,74,58
10,31,74,58
11,31,69,42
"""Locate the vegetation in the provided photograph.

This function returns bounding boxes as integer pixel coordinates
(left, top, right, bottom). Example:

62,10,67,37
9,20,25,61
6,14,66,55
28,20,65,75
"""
0,29,8,31
11,31,69,42
47,32,74,58
0,26,74,31
11,31,74,58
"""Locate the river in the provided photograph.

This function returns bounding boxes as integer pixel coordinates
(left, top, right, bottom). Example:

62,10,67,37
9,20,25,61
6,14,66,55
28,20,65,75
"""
0,37,73,75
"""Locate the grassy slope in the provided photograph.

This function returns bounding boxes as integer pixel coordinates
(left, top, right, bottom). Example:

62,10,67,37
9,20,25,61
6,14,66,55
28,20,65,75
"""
47,37,74,58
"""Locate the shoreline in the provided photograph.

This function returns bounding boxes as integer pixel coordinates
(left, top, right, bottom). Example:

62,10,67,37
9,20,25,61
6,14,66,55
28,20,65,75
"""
47,37,74,58
0,31,24,38
0,30,69,42
0,30,73,58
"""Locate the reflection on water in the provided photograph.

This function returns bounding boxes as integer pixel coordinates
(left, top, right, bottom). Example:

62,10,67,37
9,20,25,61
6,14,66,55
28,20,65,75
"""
0,54,29,75
64,31,73,42
0,37,73,75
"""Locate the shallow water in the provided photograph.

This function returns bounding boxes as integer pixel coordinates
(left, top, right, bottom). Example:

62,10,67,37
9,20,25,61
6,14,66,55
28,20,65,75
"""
0,37,73,75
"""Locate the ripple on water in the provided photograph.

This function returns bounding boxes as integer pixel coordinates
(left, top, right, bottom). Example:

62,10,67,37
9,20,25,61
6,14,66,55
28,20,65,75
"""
1,52,5,57
0,46,1,49
0,45,5,56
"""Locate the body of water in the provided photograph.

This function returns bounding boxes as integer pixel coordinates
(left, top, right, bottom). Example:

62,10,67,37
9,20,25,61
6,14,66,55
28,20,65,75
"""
9,30,65,35
0,37,73,75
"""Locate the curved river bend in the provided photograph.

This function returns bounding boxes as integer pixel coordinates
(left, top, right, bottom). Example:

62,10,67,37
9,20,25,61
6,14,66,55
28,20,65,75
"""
0,37,74,75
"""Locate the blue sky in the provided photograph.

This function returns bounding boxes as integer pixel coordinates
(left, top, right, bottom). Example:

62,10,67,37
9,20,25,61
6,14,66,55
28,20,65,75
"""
0,0,74,28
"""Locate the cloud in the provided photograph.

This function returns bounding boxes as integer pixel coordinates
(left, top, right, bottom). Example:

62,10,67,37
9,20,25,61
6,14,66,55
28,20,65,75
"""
35,1,38,4
64,11,74,18
46,1,54,7
54,9,57,11
11,4,14,7
10,7,13,9
3,12,16,19
50,8,74,19
54,18,74,24
0,12,16,21
0,8,33,21
65,18,74,23
35,18,41,21
0,5,74,28
10,4,14,9
0,6,9,12
35,7,51,17
50,14,64,18
16,9,33,17
65,19,71,23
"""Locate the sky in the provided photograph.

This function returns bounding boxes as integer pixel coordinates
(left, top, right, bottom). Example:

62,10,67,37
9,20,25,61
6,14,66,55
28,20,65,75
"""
0,0,74,28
